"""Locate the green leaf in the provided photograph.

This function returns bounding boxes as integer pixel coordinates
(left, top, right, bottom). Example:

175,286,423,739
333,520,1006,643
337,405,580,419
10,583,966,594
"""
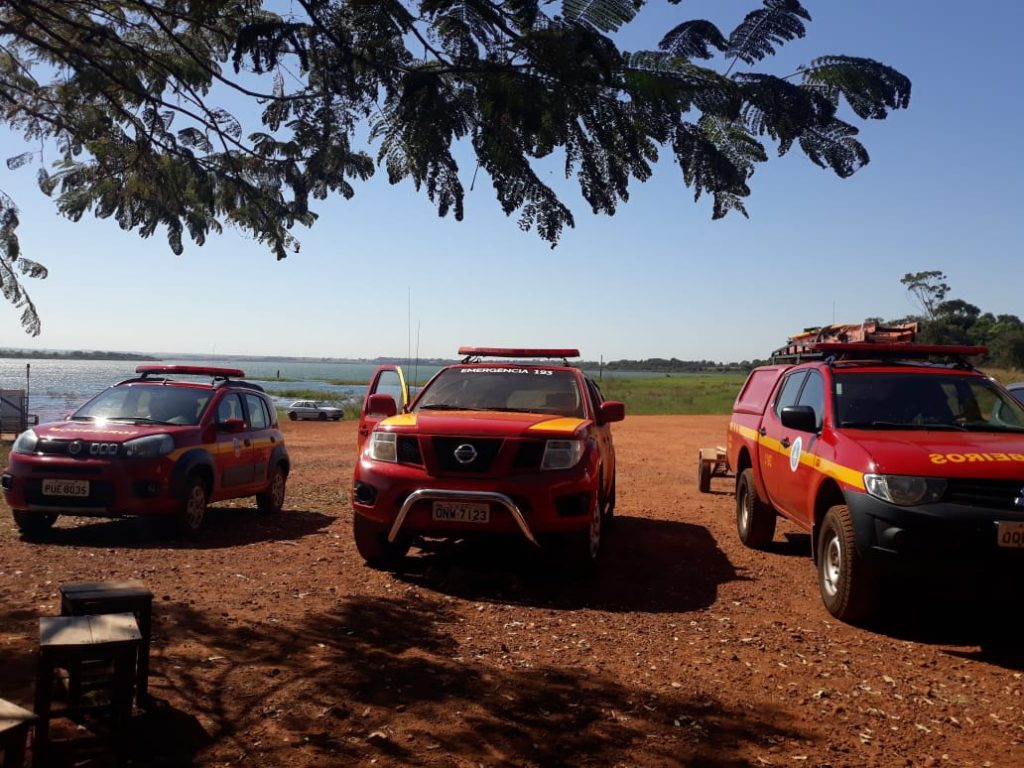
728,0,811,65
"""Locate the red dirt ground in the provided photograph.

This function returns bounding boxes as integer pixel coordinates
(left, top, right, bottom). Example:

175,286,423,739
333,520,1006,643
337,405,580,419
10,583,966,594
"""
1,416,1021,767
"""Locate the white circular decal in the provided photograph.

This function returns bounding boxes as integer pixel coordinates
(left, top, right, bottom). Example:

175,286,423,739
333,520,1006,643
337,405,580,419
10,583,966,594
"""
789,436,803,472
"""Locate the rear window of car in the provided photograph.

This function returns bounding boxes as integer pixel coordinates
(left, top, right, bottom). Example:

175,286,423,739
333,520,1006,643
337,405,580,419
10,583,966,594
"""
413,367,584,417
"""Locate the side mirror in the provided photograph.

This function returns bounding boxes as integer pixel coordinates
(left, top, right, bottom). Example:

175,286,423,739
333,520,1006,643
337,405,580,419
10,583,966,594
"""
597,400,626,425
367,393,398,418
218,418,247,433
781,405,818,433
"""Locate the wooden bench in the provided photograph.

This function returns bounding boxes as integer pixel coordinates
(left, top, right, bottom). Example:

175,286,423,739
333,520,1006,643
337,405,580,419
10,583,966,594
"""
34,613,141,768
0,699,36,768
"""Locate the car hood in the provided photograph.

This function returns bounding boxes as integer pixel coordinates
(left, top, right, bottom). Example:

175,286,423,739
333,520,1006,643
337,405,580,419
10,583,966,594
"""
384,410,589,437
848,429,1024,478
32,420,188,441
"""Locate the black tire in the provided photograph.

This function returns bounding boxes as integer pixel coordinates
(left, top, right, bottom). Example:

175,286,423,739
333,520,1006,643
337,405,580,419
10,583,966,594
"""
288,412,297,421
178,475,208,536
256,464,287,514
697,456,712,493
557,493,602,575
817,504,876,622
735,468,776,549
318,412,327,421
12,510,58,538
353,514,409,568
602,474,616,521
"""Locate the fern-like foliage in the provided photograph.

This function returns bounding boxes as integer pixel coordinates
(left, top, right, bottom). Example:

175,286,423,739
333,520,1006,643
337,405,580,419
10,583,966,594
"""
563,0,643,34
802,56,912,119
659,20,728,60
728,0,811,65
0,0,912,335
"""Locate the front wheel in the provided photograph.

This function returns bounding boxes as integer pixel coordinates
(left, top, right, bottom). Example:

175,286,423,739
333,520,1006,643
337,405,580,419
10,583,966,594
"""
257,464,287,513
288,412,297,421
735,468,776,549
178,476,209,536
13,510,58,538
353,515,409,569
817,504,876,622
318,412,327,421
556,493,602,575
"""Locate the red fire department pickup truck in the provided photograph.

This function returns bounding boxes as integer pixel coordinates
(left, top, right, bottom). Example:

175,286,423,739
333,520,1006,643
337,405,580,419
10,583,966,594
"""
702,323,1024,622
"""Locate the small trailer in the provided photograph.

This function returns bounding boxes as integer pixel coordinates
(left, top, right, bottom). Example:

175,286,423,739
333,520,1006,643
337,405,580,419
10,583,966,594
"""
696,445,730,492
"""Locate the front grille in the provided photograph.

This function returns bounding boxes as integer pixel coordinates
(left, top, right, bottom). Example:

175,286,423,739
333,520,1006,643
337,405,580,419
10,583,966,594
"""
35,439,122,459
24,479,114,508
431,437,502,473
945,479,1024,510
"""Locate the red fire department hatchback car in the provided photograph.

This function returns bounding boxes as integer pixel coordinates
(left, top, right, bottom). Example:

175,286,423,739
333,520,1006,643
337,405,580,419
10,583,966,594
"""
351,348,625,571
2,366,289,537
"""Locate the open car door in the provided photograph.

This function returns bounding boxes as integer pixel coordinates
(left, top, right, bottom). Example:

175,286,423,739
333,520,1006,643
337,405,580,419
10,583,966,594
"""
357,365,409,452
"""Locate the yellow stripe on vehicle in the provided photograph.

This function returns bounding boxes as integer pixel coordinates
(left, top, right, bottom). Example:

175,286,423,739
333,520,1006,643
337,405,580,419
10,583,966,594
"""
527,417,586,433
729,420,865,490
381,413,418,427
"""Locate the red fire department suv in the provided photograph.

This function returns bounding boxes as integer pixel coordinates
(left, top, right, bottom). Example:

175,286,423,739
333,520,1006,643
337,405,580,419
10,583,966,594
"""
351,348,624,571
2,366,289,537
707,323,1024,622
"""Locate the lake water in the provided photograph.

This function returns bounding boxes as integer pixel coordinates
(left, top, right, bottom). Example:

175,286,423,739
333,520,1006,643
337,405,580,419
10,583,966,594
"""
0,357,659,425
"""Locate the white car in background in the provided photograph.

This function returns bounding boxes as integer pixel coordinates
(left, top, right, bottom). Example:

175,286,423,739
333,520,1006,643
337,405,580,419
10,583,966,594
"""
287,400,343,421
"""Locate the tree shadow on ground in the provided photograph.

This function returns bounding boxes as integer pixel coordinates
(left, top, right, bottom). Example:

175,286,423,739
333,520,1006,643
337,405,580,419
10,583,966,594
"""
389,515,742,614
142,596,807,767
17,508,333,550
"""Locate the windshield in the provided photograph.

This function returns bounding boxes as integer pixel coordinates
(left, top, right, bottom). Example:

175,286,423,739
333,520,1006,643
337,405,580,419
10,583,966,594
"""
413,367,585,417
833,371,1024,432
73,384,210,426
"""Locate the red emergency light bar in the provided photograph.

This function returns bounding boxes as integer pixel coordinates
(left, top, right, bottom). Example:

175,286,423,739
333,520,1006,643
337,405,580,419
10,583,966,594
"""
135,365,246,378
458,347,580,359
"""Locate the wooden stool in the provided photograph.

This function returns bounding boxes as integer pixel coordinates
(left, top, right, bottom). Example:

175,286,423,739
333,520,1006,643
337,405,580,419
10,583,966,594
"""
59,581,154,707
34,613,141,768
0,699,36,768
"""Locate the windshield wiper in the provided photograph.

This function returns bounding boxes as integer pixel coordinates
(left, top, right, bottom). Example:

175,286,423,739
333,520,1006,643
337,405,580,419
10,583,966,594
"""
839,421,967,431
418,404,482,411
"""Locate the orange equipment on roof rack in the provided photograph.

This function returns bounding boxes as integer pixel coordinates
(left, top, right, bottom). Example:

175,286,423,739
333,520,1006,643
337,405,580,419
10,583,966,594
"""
770,321,987,362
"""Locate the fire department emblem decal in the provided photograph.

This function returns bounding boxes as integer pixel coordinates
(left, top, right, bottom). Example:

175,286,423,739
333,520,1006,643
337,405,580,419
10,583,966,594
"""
789,437,802,473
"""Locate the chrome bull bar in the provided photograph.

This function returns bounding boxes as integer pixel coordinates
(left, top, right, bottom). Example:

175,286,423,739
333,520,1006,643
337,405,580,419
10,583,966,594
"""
387,489,540,548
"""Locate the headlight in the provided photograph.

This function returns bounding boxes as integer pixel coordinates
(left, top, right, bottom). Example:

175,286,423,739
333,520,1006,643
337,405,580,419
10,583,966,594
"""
12,429,38,454
123,434,174,459
864,474,947,506
369,431,397,462
541,439,586,470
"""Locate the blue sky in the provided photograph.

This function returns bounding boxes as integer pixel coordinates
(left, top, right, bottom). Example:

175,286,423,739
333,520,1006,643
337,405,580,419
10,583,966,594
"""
1,0,1021,363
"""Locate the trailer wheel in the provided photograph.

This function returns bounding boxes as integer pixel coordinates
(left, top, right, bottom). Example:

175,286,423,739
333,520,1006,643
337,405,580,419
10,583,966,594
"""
697,454,712,493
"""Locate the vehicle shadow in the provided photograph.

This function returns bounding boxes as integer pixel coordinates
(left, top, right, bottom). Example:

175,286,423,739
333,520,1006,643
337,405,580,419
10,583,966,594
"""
16,507,334,550
392,515,743,614
767,531,811,558
858,581,1024,671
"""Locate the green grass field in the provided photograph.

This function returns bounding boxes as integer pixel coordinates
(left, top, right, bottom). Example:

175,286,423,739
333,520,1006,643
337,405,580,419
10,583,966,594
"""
597,373,747,415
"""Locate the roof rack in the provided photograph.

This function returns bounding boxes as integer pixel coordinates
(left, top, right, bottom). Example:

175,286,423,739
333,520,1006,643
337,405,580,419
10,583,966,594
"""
116,365,265,391
458,347,580,364
770,322,987,364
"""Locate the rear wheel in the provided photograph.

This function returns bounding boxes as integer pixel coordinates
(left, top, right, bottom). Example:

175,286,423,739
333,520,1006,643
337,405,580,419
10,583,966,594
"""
736,468,776,549
817,504,876,622
257,464,287,514
318,412,327,421
12,510,57,538
353,515,410,568
178,475,208,536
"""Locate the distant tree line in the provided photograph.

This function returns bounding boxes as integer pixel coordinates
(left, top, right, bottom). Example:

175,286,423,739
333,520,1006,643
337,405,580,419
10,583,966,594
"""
895,271,1024,369
579,358,762,373
0,349,158,361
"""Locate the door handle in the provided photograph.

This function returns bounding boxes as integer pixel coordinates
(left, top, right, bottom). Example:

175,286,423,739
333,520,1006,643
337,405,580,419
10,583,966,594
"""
780,437,790,448
244,439,252,447
758,427,767,437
